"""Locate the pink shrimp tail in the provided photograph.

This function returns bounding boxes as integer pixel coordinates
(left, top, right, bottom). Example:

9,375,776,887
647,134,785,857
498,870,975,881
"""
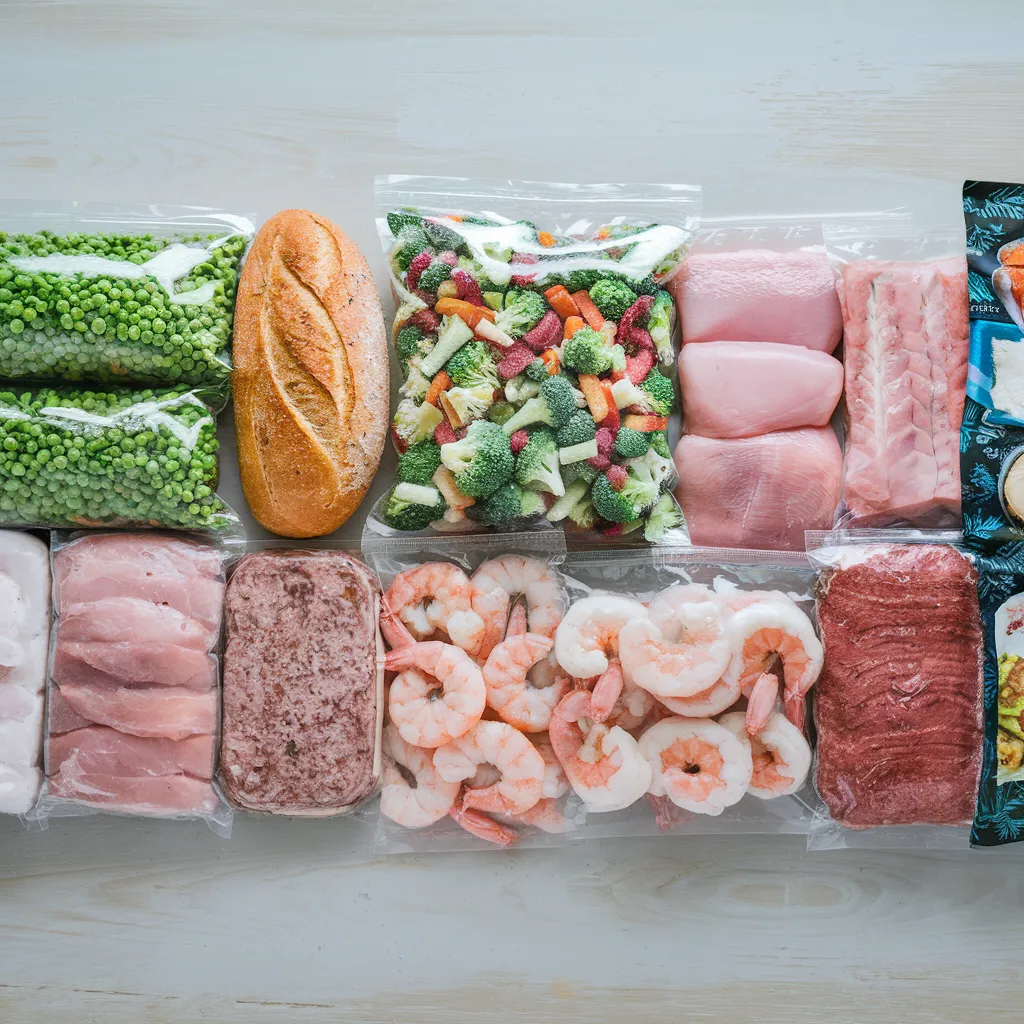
647,793,691,833
380,597,417,650
450,794,518,848
745,672,780,737
783,689,806,732
590,659,624,724
505,602,528,639
515,797,570,834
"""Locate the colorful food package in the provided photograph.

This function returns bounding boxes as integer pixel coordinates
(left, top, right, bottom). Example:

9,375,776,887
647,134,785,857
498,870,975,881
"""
38,533,231,833
0,532,49,814
219,548,383,816
0,385,238,533
367,175,700,542
808,533,984,849
824,221,969,528
0,203,253,406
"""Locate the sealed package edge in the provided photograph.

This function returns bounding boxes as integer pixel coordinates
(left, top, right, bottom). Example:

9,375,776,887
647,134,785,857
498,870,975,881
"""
0,202,253,403
368,175,700,544
37,531,231,834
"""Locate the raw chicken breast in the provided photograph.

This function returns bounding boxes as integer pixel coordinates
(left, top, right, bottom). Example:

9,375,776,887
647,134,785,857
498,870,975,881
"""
60,598,217,651
47,771,219,816
679,341,843,438
674,427,842,550
55,683,217,741
49,728,215,781
54,533,222,585
54,641,216,691
839,256,969,526
0,763,43,814
675,247,842,352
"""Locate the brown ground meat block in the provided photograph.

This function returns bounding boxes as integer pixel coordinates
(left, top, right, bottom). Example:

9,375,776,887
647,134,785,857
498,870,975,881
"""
220,550,382,814
814,544,983,828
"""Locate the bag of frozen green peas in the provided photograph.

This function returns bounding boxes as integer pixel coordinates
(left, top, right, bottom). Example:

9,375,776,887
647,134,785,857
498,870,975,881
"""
0,204,253,407
0,385,240,534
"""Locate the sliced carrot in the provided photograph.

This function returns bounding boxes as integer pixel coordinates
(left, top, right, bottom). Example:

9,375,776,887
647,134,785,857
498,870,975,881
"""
434,298,496,327
425,371,451,407
543,285,580,321
600,382,620,431
537,231,556,248
623,414,668,432
433,465,474,510
541,348,560,374
448,215,463,222
578,374,609,423
562,315,585,340
572,290,605,330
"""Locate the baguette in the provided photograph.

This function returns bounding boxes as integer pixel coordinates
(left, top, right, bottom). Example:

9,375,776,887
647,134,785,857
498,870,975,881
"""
233,209,389,537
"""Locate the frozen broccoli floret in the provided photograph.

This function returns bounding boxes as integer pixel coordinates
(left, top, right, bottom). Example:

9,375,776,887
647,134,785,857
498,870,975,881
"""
383,482,446,532
514,427,565,497
458,256,508,296
627,448,676,499
627,274,659,297
591,474,640,524
387,210,424,235
640,368,675,417
467,481,537,526
644,492,685,542
560,326,622,377
396,439,443,486
619,461,660,515
520,487,546,519
419,315,474,379
391,225,432,272
423,218,468,255
394,398,443,448
501,374,578,434
396,324,432,367
648,289,675,364
495,289,548,339
650,430,671,459
562,460,599,487
488,399,516,426
589,279,638,321
555,410,597,449
567,491,596,530
443,384,493,425
445,340,499,390
525,359,550,383
399,364,431,402
417,259,453,294
614,427,651,459
439,419,514,498
567,267,612,293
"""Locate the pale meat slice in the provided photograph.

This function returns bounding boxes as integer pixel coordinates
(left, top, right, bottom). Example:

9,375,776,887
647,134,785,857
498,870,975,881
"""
60,597,217,651
55,683,216,741
47,686,93,735
54,534,222,585
53,641,215,691
673,427,842,550
0,762,42,814
47,770,219,816
49,728,215,781
839,256,968,525
679,340,843,438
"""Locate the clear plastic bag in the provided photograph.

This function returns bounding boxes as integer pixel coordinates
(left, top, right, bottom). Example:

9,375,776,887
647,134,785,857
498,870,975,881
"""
0,530,49,817
805,530,982,851
219,543,383,818
367,175,700,544
824,219,969,529
0,202,253,406
32,531,234,836
365,530,573,852
0,384,240,534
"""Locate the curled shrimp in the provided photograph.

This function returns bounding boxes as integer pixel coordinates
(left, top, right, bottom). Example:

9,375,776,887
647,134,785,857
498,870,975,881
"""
449,791,518,848
483,632,569,733
638,717,752,816
718,710,811,799
379,724,460,828
548,689,652,813
386,563,486,656
433,720,545,816
554,595,647,679
386,641,486,749
657,674,742,719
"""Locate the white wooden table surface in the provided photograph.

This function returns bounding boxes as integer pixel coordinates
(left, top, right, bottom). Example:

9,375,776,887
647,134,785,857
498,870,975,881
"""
2,2,1022,1020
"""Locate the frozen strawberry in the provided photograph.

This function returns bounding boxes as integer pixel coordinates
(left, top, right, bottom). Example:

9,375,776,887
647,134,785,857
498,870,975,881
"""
437,250,459,267
588,454,612,472
453,270,484,306
626,349,655,384
497,342,535,380
523,310,562,353
509,429,530,455
618,294,654,341
594,427,615,458
509,252,538,288
433,421,457,446
406,251,433,291
408,309,441,335
607,465,628,491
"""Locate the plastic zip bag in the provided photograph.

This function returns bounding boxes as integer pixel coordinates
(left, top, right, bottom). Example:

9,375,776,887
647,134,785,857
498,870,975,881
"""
805,529,982,851
31,531,234,836
824,219,969,529
0,202,253,407
367,175,700,544
365,530,573,852
0,384,240,534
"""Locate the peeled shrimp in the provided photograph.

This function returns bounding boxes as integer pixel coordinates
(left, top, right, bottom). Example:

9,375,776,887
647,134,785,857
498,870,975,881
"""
638,717,752,816
433,720,545,815
386,563,486,656
472,555,567,658
724,601,822,731
379,724,460,828
449,792,518,847
548,689,652,813
482,632,569,733
719,711,811,798
656,673,742,718
619,598,732,699
386,641,486,749
554,595,647,679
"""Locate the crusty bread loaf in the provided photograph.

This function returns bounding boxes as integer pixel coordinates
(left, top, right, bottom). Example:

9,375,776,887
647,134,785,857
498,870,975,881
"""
233,209,389,537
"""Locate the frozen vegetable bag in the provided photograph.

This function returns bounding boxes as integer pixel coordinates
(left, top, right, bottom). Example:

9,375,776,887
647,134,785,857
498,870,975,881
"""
0,203,253,405
368,175,700,542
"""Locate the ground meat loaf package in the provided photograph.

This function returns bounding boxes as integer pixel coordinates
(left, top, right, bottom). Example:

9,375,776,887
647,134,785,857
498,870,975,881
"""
0,202,253,408
824,221,969,530
367,175,699,544
366,531,574,852
807,531,984,850
34,532,233,835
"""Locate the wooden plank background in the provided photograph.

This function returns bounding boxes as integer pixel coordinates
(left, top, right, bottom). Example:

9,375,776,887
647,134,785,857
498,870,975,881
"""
2,1,1023,1020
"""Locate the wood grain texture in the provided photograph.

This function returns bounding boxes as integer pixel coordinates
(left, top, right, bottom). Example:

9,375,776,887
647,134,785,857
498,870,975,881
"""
2,0,1024,1020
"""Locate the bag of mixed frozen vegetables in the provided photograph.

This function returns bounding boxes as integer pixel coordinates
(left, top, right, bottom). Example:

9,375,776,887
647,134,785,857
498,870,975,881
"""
367,175,700,543
0,203,253,406
0,384,239,534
